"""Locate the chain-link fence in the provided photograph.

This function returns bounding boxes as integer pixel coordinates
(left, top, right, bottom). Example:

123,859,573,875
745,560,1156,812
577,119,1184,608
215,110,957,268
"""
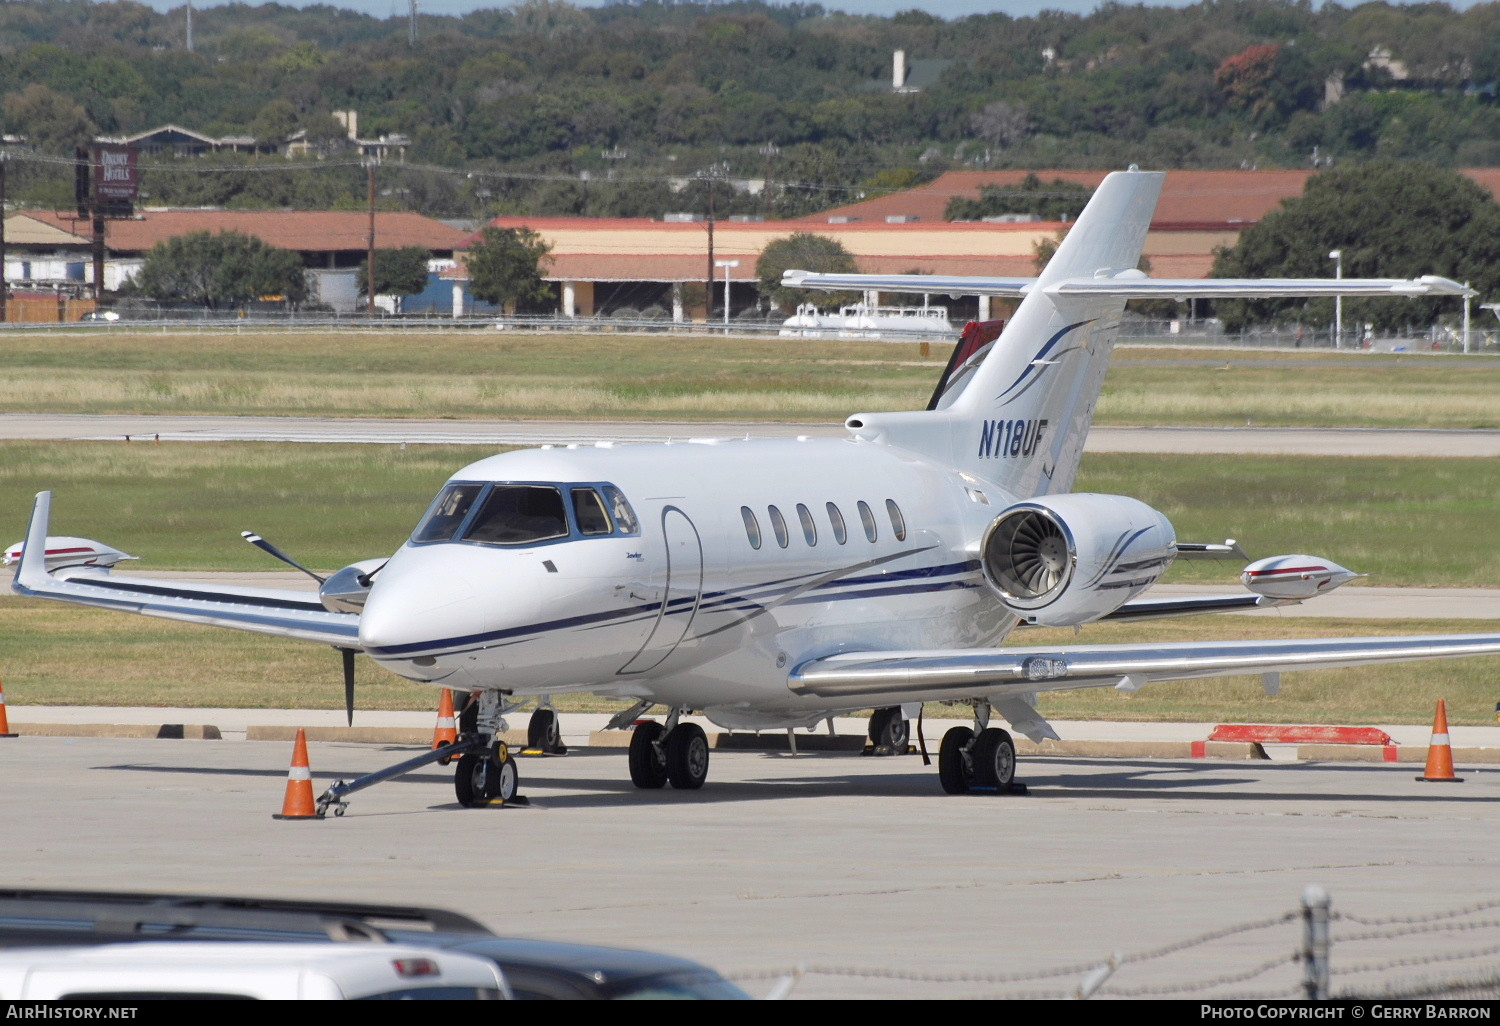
4,308,1498,355
727,888,1500,1000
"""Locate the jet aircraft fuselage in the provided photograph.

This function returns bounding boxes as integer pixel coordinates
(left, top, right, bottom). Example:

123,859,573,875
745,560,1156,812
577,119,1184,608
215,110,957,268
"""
360,439,1015,728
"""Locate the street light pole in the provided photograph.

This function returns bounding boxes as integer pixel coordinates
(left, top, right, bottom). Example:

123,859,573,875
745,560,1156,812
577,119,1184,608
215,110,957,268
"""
715,259,739,326
1328,249,1342,349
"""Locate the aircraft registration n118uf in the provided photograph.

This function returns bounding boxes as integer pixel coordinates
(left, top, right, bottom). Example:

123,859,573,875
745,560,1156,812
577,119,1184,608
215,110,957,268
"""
14,168,1500,805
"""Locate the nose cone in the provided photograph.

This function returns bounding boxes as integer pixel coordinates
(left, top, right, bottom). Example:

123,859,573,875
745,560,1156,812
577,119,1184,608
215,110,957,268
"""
359,544,535,665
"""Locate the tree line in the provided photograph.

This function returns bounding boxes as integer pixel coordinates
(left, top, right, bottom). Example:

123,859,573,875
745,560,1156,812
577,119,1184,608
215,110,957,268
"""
4,1,1500,218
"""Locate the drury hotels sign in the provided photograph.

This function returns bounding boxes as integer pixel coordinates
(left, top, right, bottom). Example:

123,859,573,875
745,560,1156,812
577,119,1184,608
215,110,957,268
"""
91,144,138,203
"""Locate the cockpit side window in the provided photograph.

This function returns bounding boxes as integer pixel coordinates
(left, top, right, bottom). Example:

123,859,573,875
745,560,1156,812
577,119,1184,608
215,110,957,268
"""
412,483,484,543
571,488,613,535
463,485,568,545
602,485,640,535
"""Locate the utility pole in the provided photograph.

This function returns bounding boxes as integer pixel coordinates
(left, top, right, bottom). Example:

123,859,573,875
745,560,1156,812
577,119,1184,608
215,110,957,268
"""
408,0,418,46
186,1,194,53
699,164,725,321
366,162,377,317
706,176,716,321
758,141,779,216
0,152,7,325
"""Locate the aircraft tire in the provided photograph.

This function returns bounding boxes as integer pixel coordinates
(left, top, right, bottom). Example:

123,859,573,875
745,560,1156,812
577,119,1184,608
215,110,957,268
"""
938,726,975,794
528,708,561,752
490,753,519,803
666,723,710,790
972,727,1016,790
454,753,489,808
868,707,909,750
628,721,668,789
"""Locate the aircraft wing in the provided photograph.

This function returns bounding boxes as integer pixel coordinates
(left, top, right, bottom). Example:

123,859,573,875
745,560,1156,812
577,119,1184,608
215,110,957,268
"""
783,269,1473,301
782,270,1036,297
788,633,1500,702
1096,592,1266,622
10,492,360,649
1048,275,1475,299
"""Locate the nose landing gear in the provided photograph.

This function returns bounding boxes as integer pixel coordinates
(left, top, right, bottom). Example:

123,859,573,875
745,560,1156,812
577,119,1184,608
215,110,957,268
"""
454,743,520,808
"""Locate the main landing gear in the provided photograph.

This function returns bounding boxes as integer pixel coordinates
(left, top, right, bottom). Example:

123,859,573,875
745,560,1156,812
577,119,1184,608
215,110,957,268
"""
526,704,565,754
867,706,911,754
627,707,709,790
937,702,1026,796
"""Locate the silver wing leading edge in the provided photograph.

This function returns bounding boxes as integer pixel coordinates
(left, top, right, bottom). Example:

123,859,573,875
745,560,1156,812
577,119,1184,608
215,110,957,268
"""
789,633,1500,704
10,492,361,649
782,269,1474,301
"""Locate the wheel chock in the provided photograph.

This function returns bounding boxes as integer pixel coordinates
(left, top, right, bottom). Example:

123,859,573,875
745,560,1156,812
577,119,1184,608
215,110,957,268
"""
862,743,917,757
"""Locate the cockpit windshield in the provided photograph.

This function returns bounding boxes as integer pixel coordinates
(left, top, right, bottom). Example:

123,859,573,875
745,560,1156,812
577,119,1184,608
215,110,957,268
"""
464,485,569,545
410,480,640,546
411,483,483,543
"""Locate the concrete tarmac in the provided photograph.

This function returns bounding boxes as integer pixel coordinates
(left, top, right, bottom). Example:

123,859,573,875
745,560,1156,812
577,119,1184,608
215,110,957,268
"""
5,415,1500,997
2,727,1497,999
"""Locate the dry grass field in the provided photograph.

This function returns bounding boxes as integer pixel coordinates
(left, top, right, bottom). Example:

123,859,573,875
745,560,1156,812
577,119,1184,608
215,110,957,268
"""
1,329,1498,426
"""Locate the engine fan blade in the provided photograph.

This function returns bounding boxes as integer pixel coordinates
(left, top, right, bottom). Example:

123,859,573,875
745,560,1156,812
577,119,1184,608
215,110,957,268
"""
241,531,325,584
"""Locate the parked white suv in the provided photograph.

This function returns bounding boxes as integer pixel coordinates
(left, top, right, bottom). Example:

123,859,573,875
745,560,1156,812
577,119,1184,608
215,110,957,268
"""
0,941,510,1000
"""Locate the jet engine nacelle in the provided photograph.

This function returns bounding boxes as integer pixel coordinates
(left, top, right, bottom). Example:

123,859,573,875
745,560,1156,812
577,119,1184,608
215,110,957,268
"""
980,493,1176,627
319,558,387,613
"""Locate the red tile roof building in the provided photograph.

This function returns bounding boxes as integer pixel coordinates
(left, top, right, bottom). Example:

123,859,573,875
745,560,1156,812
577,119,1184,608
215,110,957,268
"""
453,169,1500,319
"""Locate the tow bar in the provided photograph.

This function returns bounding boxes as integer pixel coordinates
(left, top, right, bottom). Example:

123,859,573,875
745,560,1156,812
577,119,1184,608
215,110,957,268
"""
314,736,513,818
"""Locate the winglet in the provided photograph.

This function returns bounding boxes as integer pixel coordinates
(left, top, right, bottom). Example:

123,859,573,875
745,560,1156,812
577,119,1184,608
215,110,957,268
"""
14,491,53,593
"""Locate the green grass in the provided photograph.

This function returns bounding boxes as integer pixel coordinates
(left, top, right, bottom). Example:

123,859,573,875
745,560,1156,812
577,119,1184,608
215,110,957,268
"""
1,330,1499,425
0,442,482,572
1018,616,1500,726
1085,454,1500,588
2,599,1494,724
0,440,1495,725
1,442,1494,586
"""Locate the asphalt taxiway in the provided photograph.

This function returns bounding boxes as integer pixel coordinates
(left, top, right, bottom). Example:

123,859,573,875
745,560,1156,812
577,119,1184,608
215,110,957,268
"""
5,412,1500,457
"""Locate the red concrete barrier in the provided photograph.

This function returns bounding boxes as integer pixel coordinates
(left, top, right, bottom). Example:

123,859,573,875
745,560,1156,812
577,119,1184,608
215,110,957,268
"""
1209,724,1393,745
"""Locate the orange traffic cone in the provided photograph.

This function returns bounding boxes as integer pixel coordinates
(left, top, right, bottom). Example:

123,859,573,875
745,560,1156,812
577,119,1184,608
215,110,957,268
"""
432,689,458,749
272,729,322,819
0,677,16,738
1416,699,1464,783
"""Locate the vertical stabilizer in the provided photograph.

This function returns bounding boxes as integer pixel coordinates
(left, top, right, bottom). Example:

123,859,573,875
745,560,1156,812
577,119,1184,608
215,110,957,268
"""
844,169,1163,501
949,169,1161,496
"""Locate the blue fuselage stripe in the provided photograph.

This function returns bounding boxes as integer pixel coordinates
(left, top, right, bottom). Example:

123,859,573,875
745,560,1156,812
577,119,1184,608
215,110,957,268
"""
364,562,984,659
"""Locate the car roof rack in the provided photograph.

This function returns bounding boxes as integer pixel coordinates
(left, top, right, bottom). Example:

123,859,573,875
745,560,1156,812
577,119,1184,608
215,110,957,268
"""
0,888,493,945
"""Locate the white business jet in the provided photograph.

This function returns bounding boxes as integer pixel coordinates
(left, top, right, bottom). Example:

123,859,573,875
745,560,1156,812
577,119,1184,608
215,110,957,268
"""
14,168,1500,806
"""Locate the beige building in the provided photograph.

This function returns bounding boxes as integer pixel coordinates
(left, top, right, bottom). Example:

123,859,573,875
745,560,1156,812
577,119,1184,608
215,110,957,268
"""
456,167,1500,322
